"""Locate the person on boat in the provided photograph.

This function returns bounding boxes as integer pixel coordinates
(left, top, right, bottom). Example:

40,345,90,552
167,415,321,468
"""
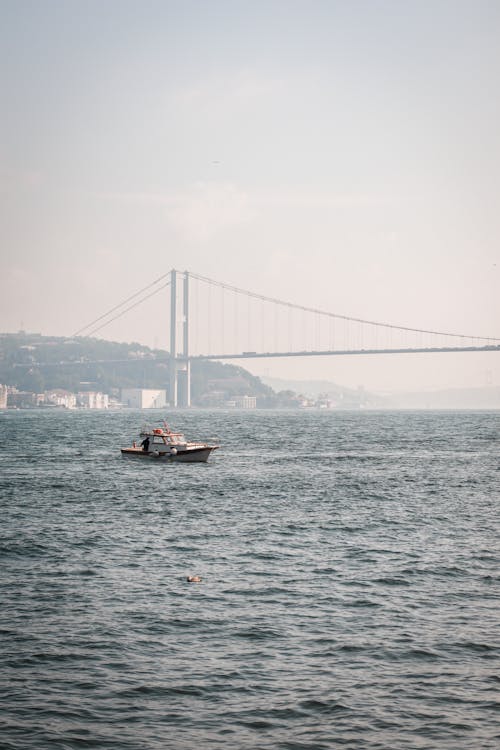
141,436,150,452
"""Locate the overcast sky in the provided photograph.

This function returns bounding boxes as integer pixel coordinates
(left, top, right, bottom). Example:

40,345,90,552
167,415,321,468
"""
1,0,499,391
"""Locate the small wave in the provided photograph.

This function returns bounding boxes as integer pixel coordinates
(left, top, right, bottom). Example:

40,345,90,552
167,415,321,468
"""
299,698,351,715
458,641,499,654
116,684,205,698
372,576,411,586
233,627,284,640
5,652,86,667
336,644,366,653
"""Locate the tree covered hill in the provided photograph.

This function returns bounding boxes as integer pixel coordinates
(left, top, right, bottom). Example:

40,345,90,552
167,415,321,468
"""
0,332,274,404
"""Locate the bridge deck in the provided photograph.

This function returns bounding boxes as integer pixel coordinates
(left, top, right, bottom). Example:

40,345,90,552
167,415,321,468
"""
187,345,500,361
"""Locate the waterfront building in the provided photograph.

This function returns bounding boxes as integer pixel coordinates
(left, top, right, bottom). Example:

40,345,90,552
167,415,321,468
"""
45,390,77,408
232,395,257,409
120,388,167,409
77,392,109,409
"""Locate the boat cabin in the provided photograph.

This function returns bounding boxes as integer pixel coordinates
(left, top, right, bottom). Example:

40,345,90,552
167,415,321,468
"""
141,426,188,452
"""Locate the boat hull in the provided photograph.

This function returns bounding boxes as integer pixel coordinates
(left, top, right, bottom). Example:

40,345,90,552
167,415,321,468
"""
121,446,217,463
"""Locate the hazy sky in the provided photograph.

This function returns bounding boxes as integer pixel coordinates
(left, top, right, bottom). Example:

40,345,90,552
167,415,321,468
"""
1,0,499,391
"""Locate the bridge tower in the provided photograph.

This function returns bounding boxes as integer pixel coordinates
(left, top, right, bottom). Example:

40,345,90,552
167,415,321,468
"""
169,269,191,407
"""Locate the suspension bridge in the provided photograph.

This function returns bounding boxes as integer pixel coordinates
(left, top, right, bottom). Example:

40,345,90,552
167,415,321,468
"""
72,268,500,407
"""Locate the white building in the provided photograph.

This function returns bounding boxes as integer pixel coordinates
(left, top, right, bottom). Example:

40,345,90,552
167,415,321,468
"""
0,385,7,409
77,392,109,409
120,388,167,409
45,390,77,408
232,395,257,409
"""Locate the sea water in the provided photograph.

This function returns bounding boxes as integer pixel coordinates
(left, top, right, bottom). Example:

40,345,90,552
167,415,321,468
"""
1,409,499,749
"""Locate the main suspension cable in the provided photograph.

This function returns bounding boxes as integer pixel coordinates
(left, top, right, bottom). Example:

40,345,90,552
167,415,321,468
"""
189,271,500,342
73,270,171,337
85,281,171,337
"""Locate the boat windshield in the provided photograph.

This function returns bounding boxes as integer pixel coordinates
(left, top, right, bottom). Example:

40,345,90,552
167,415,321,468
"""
168,432,185,443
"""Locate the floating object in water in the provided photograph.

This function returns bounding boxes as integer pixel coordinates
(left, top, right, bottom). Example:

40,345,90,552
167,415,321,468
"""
121,419,219,463
186,575,202,583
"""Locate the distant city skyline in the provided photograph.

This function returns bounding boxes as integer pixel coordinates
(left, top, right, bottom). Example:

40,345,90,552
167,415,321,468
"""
2,1,499,391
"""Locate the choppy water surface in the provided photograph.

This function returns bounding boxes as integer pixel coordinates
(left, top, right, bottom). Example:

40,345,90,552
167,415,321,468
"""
1,409,499,749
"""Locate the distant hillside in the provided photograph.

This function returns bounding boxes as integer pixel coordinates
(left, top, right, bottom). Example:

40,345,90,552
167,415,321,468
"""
262,376,386,408
262,376,500,410
0,332,273,405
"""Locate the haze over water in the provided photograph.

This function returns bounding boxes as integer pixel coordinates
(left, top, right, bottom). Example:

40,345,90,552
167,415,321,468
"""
1,408,499,749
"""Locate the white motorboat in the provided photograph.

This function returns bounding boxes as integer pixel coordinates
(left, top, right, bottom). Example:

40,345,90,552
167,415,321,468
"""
121,421,219,463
